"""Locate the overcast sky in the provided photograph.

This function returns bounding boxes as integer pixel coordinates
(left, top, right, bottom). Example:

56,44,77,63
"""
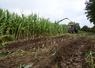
0,0,94,27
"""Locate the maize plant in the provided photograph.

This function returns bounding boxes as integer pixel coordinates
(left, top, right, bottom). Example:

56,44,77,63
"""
0,9,67,40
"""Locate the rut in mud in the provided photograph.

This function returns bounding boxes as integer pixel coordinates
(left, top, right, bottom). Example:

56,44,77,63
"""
0,35,95,68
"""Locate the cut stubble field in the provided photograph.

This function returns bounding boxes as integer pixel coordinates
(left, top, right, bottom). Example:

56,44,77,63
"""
0,34,95,68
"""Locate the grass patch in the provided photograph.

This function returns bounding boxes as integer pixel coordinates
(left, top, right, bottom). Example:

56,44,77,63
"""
0,35,14,48
84,51,95,68
0,51,9,57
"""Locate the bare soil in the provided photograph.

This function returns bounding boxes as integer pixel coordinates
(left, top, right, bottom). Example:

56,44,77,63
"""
0,34,95,68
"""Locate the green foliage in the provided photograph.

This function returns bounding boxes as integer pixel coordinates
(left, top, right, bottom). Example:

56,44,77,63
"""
90,26,95,32
0,51,9,57
85,0,95,25
81,25,95,33
0,9,67,40
0,35,14,44
0,35,14,48
84,51,95,68
81,25,90,32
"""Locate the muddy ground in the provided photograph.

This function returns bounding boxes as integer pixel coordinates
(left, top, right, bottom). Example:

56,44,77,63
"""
0,34,95,68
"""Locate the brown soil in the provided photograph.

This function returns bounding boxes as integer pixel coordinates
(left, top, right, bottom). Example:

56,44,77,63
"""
0,35,95,68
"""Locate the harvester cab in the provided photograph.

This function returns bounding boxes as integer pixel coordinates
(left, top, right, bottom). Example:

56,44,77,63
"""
68,22,78,33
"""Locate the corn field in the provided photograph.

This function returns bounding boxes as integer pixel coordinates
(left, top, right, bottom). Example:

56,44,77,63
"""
0,9,67,40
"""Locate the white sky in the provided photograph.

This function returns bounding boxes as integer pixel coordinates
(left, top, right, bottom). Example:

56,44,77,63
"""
0,0,94,27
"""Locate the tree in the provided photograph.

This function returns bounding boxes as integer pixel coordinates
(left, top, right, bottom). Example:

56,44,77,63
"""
85,0,95,24
90,26,95,32
81,25,89,32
